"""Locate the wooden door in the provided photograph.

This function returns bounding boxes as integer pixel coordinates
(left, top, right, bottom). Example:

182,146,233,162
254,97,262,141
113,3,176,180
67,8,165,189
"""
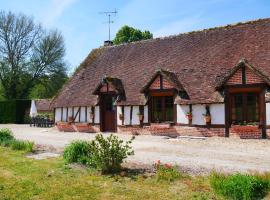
101,95,116,132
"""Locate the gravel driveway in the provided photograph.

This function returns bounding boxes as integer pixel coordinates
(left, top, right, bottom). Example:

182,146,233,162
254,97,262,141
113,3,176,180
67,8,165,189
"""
2,124,270,174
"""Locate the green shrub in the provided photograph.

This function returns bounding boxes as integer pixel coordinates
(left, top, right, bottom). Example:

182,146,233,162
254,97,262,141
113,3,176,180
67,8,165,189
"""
210,172,270,200
63,135,135,174
0,100,31,124
89,134,134,174
0,128,14,146
10,140,34,152
155,161,181,182
63,140,92,165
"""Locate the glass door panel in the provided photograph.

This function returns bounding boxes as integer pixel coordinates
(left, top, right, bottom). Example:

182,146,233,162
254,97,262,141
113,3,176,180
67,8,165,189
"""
246,93,259,122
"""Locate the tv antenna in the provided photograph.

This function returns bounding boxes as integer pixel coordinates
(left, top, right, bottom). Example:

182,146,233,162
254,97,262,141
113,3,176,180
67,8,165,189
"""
99,9,117,41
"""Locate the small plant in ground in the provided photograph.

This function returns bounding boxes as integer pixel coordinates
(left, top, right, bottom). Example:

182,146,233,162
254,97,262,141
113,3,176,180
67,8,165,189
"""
89,134,135,174
0,128,14,146
63,140,92,165
210,172,270,200
10,140,34,152
154,160,182,182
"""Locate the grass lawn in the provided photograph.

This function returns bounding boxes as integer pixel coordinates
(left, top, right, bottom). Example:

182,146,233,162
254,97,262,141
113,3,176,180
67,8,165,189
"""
0,147,223,200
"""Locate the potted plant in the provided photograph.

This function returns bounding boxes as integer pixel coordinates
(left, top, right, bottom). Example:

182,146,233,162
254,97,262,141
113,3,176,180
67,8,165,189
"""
137,112,144,121
203,113,211,123
68,116,74,123
119,113,124,120
89,112,94,119
186,111,193,120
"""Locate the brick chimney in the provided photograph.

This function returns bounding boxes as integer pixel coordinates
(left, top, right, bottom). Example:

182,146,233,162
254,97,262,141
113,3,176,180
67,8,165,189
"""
104,40,113,46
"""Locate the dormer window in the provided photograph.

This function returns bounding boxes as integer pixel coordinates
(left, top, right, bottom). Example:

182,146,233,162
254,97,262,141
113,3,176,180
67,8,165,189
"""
140,69,187,123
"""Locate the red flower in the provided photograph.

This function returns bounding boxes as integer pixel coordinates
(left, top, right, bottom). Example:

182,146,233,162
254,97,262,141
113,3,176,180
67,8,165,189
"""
164,163,172,169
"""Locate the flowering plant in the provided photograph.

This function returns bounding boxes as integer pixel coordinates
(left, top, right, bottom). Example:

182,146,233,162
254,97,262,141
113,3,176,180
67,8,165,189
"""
154,160,181,182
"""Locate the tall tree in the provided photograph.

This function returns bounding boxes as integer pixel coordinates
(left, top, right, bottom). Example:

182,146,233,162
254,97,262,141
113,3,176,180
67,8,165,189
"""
0,11,67,99
113,25,153,45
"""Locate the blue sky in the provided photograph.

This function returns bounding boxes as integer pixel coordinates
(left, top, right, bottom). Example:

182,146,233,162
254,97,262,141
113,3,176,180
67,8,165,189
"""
1,0,270,72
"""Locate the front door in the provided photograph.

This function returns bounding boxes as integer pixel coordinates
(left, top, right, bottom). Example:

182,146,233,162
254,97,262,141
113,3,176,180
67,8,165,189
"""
101,95,116,132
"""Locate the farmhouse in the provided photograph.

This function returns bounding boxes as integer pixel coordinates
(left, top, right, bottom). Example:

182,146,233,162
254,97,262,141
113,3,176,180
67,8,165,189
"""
51,18,270,139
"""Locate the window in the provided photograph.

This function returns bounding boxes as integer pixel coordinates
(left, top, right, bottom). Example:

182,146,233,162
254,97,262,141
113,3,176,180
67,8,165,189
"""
151,96,174,122
230,93,259,124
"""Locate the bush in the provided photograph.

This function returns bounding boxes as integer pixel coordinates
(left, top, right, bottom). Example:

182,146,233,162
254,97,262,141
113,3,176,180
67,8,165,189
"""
63,135,135,174
63,140,92,165
0,100,31,123
0,128,34,152
0,128,14,146
154,160,182,182
10,140,34,152
210,172,270,200
89,134,134,174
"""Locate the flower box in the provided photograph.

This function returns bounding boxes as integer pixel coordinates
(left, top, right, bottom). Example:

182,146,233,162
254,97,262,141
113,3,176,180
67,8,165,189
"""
56,122,75,132
74,123,96,133
231,125,259,133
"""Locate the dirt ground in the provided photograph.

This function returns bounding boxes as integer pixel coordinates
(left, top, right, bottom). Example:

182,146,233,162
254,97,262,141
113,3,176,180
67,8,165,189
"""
2,124,270,174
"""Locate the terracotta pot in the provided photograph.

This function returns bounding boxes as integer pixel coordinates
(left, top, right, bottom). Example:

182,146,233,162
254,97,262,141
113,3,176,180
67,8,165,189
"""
186,114,192,120
204,115,211,123
89,113,94,119
68,116,74,123
231,125,259,133
119,114,124,120
138,114,144,121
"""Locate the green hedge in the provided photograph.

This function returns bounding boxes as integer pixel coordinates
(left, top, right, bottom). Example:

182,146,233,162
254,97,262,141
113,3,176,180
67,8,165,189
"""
0,100,31,124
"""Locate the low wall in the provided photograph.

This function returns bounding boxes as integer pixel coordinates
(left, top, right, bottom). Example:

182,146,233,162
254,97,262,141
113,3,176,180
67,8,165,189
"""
118,125,225,137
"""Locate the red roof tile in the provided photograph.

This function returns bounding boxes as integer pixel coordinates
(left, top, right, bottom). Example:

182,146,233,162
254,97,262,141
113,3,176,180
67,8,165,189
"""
51,18,270,107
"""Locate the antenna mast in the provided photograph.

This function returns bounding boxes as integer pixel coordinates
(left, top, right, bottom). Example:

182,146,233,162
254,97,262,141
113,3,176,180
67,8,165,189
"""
99,9,117,41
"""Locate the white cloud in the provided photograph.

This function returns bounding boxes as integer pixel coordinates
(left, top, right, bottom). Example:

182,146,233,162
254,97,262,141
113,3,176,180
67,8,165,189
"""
42,0,77,26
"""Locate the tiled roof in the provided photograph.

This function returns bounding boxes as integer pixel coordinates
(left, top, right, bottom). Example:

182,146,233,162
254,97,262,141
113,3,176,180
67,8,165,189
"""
35,99,52,112
51,18,270,107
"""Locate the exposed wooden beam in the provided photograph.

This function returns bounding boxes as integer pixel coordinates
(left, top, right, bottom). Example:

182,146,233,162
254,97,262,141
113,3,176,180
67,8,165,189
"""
130,106,133,125
242,66,246,84
224,89,230,137
121,106,124,125
61,107,63,121
139,105,144,127
66,107,68,122
74,107,81,122
91,106,95,125
85,106,87,122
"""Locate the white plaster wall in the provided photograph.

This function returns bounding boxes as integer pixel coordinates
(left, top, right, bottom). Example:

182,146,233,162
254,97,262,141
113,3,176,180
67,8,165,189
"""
94,106,100,124
62,107,67,122
210,104,225,124
132,106,140,125
73,107,79,122
117,106,122,125
80,107,86,122
143,105,148,123
124,106,131,125
68,107,72,118
177,105,189,124
266,103,270,125
192,104,205,125
86,107,92,123
55,108,61,122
